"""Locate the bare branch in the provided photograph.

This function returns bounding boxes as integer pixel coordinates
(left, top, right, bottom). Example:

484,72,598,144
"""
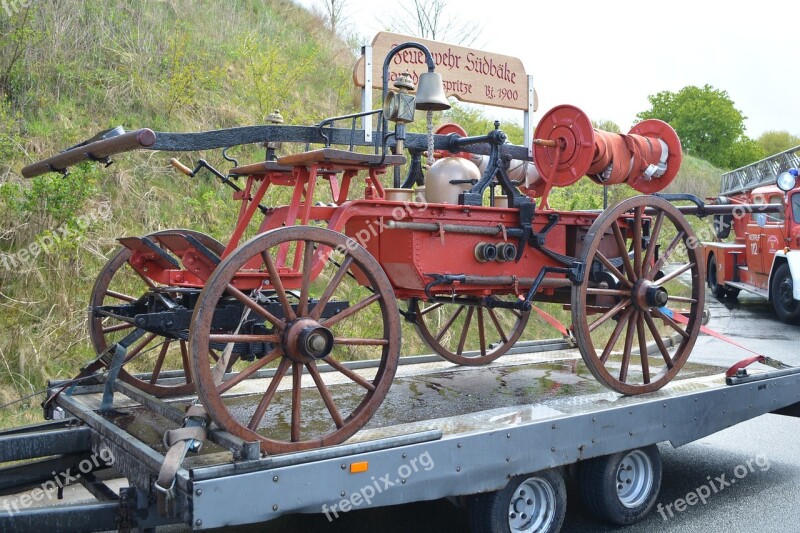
320,0,348,34
381,0,482,46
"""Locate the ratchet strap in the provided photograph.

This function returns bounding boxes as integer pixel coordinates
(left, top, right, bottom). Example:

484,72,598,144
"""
155,311,246,516
155,404,210,516
530,305,572,341
670,311,793,378
723,355,793,378
671,311,765,357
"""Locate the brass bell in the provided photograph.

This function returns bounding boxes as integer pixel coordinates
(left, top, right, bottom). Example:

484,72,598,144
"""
415,72,450,111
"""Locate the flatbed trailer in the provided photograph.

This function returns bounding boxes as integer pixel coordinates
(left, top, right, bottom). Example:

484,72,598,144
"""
2,338,800,532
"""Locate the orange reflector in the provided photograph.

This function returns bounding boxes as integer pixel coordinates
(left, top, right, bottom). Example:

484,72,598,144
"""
350,461,369,474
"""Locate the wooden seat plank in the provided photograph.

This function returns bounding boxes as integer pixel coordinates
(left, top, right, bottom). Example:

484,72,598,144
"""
277,148,406,167
229,161,294,175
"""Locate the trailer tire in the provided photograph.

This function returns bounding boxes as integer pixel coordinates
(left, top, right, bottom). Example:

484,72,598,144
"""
577,445,662,525
771,263,800,324
468,469,566,533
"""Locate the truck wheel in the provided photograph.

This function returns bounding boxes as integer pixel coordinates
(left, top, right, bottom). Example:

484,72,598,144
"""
571,195,704,395
410,297,531,366
577,445,662,525
771,263,800,324
468,470,566,533
88,229,225,397
707,255,730,299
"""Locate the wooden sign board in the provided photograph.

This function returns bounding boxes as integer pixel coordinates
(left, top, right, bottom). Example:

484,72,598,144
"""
353,32,536,112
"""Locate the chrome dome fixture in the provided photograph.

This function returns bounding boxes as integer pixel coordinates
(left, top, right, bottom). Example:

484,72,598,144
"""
777,169,798,192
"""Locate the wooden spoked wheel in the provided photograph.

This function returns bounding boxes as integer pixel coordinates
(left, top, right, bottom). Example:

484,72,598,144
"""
571,196,705,395
410,297,530,365
190,226,400,454
89,229,225,397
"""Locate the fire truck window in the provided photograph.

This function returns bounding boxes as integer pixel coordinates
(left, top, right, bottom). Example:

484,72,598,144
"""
793,193,800,224
768,195,784,223
751,196,765,221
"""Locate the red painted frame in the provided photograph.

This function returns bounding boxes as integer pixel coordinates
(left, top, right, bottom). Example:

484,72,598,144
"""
126,156,622,300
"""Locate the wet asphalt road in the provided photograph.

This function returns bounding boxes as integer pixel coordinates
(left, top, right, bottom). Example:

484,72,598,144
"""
236,290,800,533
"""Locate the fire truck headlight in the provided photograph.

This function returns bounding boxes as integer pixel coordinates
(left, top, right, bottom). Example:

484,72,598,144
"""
777,170,797,192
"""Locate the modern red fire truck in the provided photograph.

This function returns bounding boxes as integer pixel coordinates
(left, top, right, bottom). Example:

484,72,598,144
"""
703,146,800,323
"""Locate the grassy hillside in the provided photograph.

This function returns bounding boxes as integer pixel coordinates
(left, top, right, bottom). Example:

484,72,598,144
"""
665,154,725,199
0,0,359,426
545,153,725,211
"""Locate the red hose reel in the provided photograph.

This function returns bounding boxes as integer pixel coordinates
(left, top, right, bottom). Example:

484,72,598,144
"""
530,105,682,196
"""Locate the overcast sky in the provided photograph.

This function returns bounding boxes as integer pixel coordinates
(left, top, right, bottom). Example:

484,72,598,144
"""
298,0,798,138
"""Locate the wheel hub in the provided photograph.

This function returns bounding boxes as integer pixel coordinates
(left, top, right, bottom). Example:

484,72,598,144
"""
633,279,668,309
507,478,556,531
615,450,654,508
780,279,794,307
284,318,334,362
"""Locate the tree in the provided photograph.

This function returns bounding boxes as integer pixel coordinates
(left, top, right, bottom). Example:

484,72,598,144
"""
757,130,800,156
319,0,347,34
440,104,523,143
0,4,36,101
724,137,766,170
636,85,747,169
383,0,482,46
592,119,621,134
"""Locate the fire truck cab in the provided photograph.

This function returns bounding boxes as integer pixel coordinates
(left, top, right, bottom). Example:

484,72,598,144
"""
703,146,800,323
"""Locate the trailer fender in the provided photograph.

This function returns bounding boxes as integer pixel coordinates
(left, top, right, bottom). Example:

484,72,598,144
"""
769,251,800,300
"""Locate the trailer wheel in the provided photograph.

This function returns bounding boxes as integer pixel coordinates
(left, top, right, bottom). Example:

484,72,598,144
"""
707,255,738,299
771,263,800,324
88,229,225,397
468,470,566,533
577,445,662,525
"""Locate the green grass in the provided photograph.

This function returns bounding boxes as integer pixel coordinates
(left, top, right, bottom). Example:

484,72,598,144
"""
667,154,726,199
0,0,357,427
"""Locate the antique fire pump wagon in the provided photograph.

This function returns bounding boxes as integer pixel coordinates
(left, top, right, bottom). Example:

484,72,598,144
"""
6,36,800,533
21,40,705,455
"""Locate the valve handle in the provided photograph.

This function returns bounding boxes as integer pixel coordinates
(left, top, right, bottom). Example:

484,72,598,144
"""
532,139,557,148
170,158,194,177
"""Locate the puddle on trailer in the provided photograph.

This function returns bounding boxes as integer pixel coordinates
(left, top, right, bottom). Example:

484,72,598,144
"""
103,348,725,461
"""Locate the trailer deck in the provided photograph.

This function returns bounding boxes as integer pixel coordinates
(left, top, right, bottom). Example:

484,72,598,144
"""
2,339,800,531
0,341,800,531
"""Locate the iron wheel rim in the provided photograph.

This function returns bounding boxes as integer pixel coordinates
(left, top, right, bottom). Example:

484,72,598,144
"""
507,476,557,532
